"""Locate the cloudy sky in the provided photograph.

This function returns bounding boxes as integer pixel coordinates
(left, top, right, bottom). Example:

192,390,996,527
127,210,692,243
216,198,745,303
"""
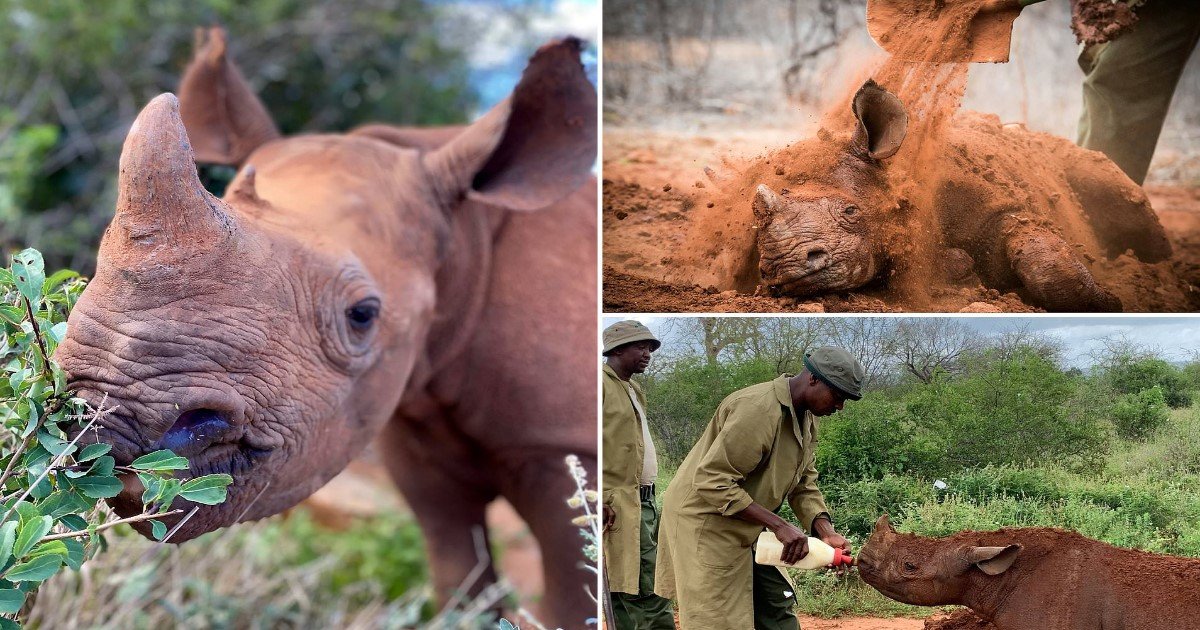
602,316,1200,368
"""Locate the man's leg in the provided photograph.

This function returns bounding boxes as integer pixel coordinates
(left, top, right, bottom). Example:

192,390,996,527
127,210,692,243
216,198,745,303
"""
1077,1,1200,185
610,497,675,629
752,562,800,630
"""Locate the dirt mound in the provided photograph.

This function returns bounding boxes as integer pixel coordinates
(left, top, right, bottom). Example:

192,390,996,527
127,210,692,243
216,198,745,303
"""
924,609,994,630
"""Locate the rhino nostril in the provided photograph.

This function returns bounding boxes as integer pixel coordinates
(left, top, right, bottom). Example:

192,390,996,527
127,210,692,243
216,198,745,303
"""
807,248,829,268
155,409,235,458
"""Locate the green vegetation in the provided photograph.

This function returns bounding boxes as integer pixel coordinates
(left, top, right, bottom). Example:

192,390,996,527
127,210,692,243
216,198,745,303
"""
643,319,1200,618
1,249,232,627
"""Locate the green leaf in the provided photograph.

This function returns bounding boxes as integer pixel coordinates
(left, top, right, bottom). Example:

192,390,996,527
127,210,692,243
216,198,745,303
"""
36,430,74,457
0,588,24,614
4,553,62,582
13,515,51,558
77,443,111,462
71,475,123,500
28,540,67,562
150,520,166,541
63,537,84,571
59,515,86,532
130,450,189,472
156,478,182,511
0,306,22,326
138,473,162,506
179,474,233,505
0,616,20,630
0,522,17,567
10,249,45,304
42,269,79,294
47,322,67,343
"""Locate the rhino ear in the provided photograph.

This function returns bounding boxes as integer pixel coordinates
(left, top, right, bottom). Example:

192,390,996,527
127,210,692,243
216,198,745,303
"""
850,79,908,161
178,26,280,166
752,185,781,222
967,544,1022,576
423,37,596,212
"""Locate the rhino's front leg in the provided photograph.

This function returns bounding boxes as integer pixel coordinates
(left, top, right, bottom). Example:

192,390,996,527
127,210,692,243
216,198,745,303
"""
378,416,501,616
1002,216,1121,311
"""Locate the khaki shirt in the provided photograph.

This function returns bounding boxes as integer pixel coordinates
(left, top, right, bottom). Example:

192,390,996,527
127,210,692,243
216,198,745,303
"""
602,363,646,594
655,374,829,628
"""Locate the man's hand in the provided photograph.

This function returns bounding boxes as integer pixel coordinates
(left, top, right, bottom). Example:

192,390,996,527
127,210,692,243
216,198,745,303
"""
812,515,852,574
772,522,810,565
603,504,616,532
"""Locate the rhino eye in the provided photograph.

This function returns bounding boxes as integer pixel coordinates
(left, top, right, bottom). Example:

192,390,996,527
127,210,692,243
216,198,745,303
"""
903,561,918,572
345,299,380,332
843,205,859,216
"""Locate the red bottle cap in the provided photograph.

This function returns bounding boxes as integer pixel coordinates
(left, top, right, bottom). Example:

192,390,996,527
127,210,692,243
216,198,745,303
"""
830,548,854,567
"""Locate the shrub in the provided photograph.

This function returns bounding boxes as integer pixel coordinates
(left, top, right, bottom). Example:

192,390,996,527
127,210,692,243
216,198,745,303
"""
1111,386,1170,441
1,249,231,628
902,349,1108,474
1103,355,1193,409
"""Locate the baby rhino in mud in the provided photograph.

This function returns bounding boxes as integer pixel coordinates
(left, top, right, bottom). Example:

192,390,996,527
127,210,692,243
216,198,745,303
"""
753,80,1171,312
857,516,1200,630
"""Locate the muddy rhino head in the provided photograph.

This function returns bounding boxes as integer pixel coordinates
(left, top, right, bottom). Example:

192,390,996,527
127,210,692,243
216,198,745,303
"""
55,37,595,541
754,79,908,295
857,515,1023,606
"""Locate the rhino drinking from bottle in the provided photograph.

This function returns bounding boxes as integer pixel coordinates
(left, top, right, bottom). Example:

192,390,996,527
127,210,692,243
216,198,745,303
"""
55,28,597,626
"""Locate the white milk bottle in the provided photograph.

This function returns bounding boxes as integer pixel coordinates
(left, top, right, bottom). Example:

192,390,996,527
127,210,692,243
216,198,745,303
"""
754,531,854,570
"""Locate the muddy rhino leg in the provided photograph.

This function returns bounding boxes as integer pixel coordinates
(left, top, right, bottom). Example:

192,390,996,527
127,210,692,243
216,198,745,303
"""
1002,217,1121,312
499,451,598,630
378,419,501,614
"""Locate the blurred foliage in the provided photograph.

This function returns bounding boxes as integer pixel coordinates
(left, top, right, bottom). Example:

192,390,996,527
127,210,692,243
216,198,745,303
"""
0,0,487,274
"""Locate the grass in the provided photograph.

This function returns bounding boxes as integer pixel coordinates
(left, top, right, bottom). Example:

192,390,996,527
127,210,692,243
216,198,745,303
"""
27,507,502,629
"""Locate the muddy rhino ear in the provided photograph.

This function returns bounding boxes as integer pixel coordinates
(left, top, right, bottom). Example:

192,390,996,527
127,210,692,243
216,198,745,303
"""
178,26,280,166
851,79,908,161
967,544,1022,576
423,37,596,212
752,185,781,222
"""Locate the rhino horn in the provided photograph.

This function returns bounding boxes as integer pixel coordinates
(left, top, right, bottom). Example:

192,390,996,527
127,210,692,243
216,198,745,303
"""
873,514,895,534
115,93,235,244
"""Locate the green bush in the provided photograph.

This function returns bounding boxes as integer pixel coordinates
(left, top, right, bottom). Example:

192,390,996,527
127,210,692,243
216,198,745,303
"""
1103,355,1193,409
1112,386,1170,441
1119,407,1200,476
0,249,231,628
816,395,937,481
643,357,776,467
901,349,1108,473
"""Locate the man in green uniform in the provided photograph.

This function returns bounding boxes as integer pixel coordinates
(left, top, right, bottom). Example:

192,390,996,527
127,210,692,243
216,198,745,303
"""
1075,0,1200,185
602,320,675,629
655,347,862,629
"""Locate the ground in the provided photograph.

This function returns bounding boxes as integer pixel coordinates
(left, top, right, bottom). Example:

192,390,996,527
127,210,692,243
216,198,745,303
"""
602,126,1200,313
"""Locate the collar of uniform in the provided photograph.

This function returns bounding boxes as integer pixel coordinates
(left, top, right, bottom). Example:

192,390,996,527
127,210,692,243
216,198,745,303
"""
774,373,810,444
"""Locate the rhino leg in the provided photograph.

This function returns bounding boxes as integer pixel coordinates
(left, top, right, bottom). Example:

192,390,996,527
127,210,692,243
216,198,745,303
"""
378,417,502,616
499,452,598,630
1003,217,1121,311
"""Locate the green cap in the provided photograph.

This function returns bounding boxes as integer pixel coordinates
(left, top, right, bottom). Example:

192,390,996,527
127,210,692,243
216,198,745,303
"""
602,320,660,355
802,347,864,401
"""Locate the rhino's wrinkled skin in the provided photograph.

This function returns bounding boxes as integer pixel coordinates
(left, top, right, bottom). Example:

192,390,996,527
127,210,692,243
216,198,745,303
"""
56,28,597,626
753,79,1172,312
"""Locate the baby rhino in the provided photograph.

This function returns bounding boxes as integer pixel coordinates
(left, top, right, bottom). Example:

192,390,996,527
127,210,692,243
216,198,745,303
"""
752,80,1172,311
857,515,1200,630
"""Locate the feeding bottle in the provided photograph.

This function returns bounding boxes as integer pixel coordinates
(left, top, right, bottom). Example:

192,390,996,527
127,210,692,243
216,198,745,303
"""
754,531,854,570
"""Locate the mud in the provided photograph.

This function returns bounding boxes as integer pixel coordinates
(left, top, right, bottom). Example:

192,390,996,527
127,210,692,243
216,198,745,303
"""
1070,0,1138,46
603,0,1200,313
923,610,994,630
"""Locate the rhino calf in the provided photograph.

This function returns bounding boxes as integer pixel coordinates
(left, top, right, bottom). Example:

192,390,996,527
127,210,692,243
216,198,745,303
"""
56,28,597,627
751,79,1172,312
857,515,1200,629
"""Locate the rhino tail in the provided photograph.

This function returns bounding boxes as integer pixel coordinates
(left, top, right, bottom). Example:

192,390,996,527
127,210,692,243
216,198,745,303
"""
177,26,280,166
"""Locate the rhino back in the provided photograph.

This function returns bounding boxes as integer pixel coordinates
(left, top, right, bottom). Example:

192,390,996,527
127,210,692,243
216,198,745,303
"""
933,113,1115,289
